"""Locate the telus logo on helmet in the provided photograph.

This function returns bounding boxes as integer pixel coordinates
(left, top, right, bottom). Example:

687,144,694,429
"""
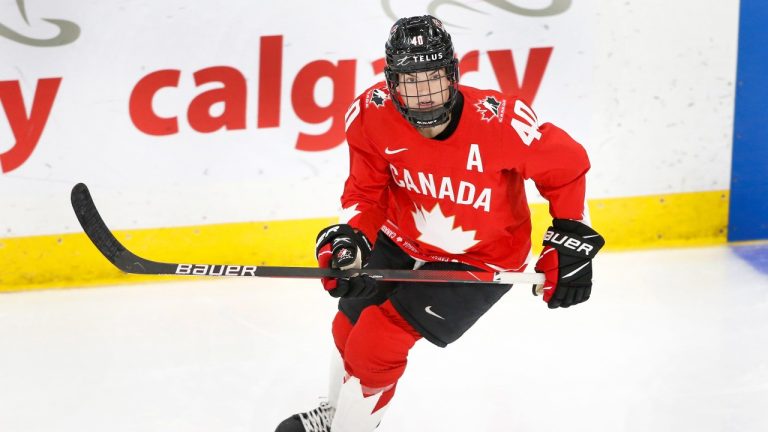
412,53,445,63
395,52,445,66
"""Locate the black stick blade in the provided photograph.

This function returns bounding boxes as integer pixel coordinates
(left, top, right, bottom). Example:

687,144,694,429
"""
70,183,155,273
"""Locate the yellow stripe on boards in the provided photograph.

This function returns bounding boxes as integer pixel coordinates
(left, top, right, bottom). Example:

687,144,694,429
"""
530,190,728,252
1,191,729,292
591,190,728,249
0,218,335,293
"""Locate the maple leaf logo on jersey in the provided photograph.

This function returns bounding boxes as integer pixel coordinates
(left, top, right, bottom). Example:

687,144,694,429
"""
412,203,480,255
338,204,361,224
366,88,389,108
474,96,505,122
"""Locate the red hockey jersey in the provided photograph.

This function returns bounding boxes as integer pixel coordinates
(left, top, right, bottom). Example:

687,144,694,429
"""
340,83,590,272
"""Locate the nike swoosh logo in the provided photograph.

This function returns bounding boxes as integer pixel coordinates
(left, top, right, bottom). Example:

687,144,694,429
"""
582,234,600,239
539,248,556,257
384,147,408,155
562,261,590,278
424,306,445,320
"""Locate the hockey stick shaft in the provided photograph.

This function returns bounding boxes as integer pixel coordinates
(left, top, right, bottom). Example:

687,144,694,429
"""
70,183,545,287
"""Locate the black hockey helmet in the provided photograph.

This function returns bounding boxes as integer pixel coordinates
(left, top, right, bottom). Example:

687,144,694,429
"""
384,15,460,128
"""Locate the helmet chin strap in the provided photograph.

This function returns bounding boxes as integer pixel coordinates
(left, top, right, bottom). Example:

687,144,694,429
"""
405,104,450,128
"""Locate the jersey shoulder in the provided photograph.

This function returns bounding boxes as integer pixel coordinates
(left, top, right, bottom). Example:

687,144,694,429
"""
354,81,394,115
459,85,516,127
346,81,405,142
458,85,548,167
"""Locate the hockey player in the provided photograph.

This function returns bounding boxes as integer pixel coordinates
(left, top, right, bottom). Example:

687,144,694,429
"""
276,15,605,432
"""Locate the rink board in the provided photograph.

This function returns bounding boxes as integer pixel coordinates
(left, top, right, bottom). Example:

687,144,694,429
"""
0,190,729,291
1,2,741,291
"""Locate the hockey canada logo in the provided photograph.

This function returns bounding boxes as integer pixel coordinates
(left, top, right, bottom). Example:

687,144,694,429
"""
366,88,389,108
475,96,506,122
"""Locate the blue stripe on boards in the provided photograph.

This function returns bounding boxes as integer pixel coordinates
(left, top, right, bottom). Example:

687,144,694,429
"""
730,0,768,241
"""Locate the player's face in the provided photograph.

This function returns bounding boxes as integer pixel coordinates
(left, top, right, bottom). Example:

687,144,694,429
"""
396,69,451,111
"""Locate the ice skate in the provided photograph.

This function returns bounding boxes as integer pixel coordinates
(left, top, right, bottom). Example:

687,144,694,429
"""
274,401,334,432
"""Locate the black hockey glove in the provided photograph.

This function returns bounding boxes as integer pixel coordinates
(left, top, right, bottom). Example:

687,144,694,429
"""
534,219,605,309
315,224,377,298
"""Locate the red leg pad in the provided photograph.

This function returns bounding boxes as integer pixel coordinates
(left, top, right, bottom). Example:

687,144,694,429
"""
332,311,354,357
342,301,422,390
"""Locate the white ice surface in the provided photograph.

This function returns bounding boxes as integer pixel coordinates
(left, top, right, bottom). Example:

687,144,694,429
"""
1,245,767,432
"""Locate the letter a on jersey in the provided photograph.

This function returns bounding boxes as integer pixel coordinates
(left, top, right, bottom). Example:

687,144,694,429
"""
466,143,484,173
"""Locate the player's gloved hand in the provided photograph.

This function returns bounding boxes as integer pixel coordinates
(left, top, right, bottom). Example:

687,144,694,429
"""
534,219,605,309
315,224,377,298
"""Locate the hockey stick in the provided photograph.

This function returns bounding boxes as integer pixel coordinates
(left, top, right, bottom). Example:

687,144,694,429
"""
71,183,545,288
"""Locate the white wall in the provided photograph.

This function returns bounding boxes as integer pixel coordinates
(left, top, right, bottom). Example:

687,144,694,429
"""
0,0,740,237
589,0,739,197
